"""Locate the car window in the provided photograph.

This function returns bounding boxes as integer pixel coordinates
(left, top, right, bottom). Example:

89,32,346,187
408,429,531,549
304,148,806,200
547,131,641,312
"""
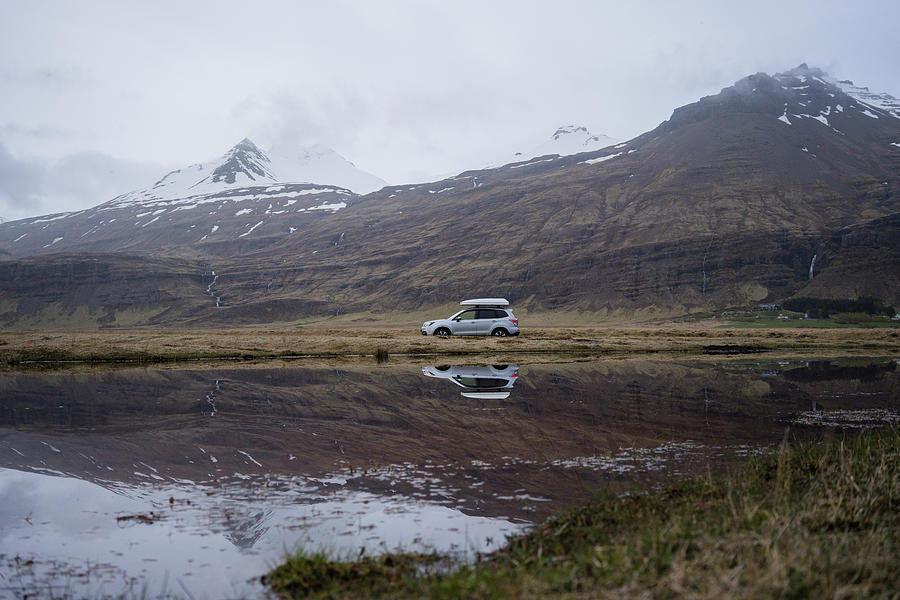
455,377,509,388
457,310,477,320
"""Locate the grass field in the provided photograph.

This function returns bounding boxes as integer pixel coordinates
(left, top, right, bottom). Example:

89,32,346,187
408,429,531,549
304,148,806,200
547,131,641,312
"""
0,324,899,367
726,318,900,329
264,427,900,599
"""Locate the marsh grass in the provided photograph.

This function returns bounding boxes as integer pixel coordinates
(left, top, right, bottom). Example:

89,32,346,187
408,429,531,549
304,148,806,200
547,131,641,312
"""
264,551,448,599
265,428,900,599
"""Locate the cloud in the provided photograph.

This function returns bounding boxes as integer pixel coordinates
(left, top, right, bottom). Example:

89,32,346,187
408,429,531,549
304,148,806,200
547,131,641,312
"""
0,144,45,220
0,65,93,87
0,123,71,141
0,142,164,223
232,88,372,151
42,153,164,206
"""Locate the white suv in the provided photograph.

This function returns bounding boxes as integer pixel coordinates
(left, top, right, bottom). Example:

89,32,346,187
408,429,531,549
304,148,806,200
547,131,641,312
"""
421,298,520,337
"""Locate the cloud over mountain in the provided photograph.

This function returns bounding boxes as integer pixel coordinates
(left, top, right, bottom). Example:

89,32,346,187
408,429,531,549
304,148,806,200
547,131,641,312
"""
0,143,163,222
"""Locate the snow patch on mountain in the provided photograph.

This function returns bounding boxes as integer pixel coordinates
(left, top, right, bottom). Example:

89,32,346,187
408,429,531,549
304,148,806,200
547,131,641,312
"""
580,152,624,165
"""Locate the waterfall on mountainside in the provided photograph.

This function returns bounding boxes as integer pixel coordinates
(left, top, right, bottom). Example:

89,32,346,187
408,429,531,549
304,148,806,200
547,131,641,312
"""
206,270,221,307
809,254,817,280
702,238,715,294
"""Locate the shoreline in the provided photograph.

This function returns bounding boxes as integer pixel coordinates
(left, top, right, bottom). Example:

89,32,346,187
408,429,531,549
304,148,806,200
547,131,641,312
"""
1,326,898,369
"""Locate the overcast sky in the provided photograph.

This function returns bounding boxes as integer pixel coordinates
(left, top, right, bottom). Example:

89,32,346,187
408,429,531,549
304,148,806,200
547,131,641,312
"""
1,0,898,221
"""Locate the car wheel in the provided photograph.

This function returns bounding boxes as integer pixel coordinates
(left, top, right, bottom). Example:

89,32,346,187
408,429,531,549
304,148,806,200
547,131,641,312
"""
491,328,508,337
435,327,451,337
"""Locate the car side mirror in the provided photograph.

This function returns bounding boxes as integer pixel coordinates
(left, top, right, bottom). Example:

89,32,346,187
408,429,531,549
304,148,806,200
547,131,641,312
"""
453,317,461,322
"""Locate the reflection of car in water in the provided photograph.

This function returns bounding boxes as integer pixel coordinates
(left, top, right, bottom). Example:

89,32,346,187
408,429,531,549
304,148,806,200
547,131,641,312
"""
421,298,520,337
421,365,519,399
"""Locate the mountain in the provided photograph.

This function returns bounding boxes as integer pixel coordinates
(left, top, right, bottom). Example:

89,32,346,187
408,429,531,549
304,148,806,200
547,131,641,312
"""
0,64,897,327
108,137,386,206
0,139,381,259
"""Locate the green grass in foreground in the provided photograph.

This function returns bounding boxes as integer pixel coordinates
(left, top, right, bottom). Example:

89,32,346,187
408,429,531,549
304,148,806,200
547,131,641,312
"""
265,428,900,599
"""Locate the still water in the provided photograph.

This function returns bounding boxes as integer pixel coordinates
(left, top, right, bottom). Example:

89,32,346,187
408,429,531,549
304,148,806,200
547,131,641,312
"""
1,357,898,598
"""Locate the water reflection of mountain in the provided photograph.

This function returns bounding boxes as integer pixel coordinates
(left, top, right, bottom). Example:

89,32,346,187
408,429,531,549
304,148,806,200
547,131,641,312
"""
782,360,896,382
2,358,898,522
224,508,273,549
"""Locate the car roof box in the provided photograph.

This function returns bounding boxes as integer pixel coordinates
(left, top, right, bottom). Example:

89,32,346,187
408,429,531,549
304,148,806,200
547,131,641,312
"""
460,298,509,307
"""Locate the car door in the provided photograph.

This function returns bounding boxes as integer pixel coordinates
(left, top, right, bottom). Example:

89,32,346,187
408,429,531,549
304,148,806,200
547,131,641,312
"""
474,309,498,335
452,309,479,335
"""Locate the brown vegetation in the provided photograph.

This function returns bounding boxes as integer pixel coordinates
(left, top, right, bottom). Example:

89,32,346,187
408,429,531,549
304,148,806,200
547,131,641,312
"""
1,325,897,368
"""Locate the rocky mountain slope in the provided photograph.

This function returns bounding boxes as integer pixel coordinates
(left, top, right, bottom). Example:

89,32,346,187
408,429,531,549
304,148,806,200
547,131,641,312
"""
0,64,897,327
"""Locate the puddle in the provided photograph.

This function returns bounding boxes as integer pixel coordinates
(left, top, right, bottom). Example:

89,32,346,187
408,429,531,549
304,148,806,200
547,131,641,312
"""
1,357,897,598
793,408,900,428
0,469,518,598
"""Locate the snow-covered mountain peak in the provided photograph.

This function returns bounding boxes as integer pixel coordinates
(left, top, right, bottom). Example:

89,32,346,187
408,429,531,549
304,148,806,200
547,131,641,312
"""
265,142,387,195
210,137,275,185
833,79,900,120
485,124,619,169
105,138,387,209
552,125,588,139
530,125,617,158
551,125,604,144
772,64,900,121
774,63,826,81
